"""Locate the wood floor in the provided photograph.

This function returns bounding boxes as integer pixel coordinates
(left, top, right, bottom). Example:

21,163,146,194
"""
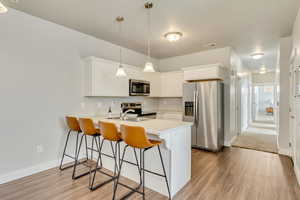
1,147,299,200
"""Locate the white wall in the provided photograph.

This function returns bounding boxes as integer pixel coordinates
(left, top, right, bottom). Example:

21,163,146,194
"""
278,37,293,153
291,7,300,184
0,9,159,179
252,72,275,84
239,75,251,131
158,47,231,72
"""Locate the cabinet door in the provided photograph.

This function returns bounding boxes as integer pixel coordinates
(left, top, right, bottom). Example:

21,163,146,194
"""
92,59,129,97
161,71,183,97
143,72,161,97
125,65,144,80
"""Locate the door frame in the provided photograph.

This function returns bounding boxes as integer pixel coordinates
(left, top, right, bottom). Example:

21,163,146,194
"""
289,48,297,161
251,82,276,123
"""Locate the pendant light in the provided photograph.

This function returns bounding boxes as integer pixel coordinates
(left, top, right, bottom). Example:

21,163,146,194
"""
143,2,155,73
115,16,127,77
0,1,8,14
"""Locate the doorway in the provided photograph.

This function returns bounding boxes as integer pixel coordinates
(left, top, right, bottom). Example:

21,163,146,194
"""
232,75,278,153
252,84,275,124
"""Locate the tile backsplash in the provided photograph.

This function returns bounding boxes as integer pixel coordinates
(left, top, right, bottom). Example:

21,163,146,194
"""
80,96,182,116
158,98,183,112
82,96,159,116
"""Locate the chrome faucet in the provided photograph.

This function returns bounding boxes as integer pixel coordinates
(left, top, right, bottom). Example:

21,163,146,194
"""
120,109,135,120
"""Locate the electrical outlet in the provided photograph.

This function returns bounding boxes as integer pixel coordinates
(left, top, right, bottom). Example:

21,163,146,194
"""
36,145,44,153
81,102,85,109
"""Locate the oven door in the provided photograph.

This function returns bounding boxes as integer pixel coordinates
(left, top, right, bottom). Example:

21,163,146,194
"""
130,80,150,96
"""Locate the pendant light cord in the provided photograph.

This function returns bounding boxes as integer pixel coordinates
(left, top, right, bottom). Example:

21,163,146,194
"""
118,19,123,66
147,7,151,61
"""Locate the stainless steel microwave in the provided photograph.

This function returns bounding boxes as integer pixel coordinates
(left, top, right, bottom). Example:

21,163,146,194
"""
129,79,150,96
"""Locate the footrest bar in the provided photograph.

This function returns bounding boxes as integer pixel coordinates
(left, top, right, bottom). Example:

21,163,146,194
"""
90,176,117,191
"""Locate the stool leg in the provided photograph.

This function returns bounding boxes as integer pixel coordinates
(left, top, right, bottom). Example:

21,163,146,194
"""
133,148,142,185
72,134,84,179
112,141,118,174
90,136,103,189
98,137,104,168
158,145,171,199
113,145,128,200
59,129,71,170
142,149,145,200
91,136,94,161
84,135,89,160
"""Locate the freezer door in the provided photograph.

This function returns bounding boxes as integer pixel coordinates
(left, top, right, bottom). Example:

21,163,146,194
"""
196,81,220,150
182,83,197,147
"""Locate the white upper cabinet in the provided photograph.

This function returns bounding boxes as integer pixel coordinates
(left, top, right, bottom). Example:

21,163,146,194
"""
143,72,161,97
83,56,184,97
160,71,184,97
182,63,227,81
83,57,129,97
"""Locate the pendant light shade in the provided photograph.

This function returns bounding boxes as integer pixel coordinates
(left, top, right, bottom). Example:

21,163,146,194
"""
144,62,155,72
0,2,8,13
143,2,155,73
115,16,127,77
116,64,127,77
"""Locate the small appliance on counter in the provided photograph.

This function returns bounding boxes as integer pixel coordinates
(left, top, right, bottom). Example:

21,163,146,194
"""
121,103,156,118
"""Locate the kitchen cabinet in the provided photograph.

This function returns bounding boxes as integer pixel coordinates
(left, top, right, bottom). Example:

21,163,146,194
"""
83,56,184,97
143,72,161,97
83,57,129,97
160,71,183,97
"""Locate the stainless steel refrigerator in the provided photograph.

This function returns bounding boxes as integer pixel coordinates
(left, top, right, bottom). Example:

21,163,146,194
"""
183,81,224,151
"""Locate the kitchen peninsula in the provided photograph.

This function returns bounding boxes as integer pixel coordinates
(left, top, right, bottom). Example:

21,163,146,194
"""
76,115,192,198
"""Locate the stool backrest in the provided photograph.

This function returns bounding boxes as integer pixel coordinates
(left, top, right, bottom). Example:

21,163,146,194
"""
78,118,97,135
120,125,153,149
99,121,121,141
66,116,81,132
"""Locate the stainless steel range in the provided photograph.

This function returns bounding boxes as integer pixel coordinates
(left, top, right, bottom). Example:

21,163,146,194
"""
121,103,156,118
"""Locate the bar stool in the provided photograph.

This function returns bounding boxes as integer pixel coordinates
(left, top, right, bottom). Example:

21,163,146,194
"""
72,118,102,180
113,125,171,200
59,116,88,171
90,121,122,191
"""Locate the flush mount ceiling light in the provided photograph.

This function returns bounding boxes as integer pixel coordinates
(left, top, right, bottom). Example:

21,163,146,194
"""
115,16,127,77
0,1,8,13
259,66,267,74
259,70,266,74
143,2,155,73
164,32,183,42
203,42,217,48
251,52,264,60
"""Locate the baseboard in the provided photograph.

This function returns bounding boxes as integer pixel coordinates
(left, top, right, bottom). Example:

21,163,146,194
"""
0,159,60,184
278,148,291,157
294,163,300,186
224,135,237,147
0,155,85,185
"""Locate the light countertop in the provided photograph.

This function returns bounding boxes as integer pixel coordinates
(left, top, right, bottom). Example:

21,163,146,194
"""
74,114,192,136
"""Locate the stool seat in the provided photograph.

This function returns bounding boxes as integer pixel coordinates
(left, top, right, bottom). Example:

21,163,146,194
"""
148,139,162,146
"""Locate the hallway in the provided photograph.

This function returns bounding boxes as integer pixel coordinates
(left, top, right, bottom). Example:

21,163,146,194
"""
232,123,277,153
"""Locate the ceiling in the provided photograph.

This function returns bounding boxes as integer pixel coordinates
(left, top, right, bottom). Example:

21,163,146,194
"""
3,0,300,71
